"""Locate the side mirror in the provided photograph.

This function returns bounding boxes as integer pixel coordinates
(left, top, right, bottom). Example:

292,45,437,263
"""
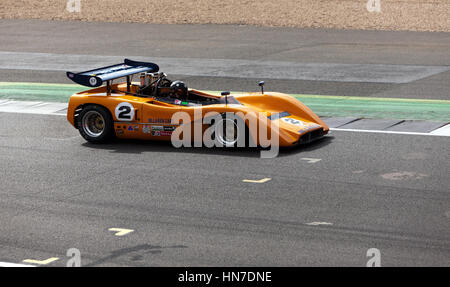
258,81,265,94
221,91,230,105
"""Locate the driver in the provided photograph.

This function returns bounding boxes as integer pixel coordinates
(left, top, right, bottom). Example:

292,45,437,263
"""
170,81,188,100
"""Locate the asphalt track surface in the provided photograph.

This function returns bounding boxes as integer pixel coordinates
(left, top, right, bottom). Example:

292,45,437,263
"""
0,113,449,267
0,20,449,267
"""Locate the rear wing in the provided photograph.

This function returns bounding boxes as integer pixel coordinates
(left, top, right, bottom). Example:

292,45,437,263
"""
66,59,159,88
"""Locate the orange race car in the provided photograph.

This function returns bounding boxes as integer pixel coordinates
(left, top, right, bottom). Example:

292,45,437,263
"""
66,59,328,147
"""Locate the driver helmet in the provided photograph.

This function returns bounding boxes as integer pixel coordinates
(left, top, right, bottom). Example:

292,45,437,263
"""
170,81,188,99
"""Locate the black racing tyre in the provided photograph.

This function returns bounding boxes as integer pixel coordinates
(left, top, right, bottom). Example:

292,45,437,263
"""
211,113,251,148
76,105,114,143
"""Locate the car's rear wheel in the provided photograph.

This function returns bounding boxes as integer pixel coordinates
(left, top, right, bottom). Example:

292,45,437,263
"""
77,105,114,143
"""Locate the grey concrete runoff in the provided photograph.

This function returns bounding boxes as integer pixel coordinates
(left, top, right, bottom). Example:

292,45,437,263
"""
337,119,405,130
385,120,449,133
0,51,449,84
321,117,360,128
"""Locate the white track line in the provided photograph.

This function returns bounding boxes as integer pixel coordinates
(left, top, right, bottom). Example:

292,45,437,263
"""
0,261,36,267
330,127,450,137
430,124,450,136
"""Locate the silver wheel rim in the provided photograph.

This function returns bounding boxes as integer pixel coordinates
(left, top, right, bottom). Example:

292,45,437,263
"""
82,110,105,138
216,118,239,146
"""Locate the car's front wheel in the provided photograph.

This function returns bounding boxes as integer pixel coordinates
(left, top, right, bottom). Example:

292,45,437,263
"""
212,114,250,147
77,105,114,143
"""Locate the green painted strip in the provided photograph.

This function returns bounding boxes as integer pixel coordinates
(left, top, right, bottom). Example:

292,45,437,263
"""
0,82,84,103
0,83,449,121
205,91,450,104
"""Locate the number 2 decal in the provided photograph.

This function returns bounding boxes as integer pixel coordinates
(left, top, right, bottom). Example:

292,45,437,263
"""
118,106,131,118
115,102,135,121
281,117,305,126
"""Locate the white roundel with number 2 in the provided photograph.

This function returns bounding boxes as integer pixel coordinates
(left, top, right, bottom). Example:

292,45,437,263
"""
281,117,305,126
115,102,135,121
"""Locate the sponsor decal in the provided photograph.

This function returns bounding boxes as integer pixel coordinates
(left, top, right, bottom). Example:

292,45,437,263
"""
142,125,151,134
164,126,176,132
133,125,139,131
148,118,172,124
160,131,173,136
151,126,164,131
151,130,172,136
94,64,128,76
268,111,290,121
116,129,124,135
174,99,189,105
128,125,134,131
